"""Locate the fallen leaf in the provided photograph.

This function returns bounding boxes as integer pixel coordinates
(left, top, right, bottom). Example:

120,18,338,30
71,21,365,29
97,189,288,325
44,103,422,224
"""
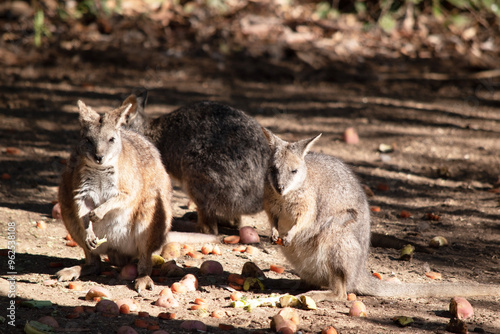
400,210,412,218
5,147,21,155
425,272,442,280
377,183,390,191
425,212,441,221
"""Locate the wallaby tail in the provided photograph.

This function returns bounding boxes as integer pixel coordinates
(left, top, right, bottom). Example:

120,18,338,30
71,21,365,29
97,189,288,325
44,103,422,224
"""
355,274,500,298
167,231,219,244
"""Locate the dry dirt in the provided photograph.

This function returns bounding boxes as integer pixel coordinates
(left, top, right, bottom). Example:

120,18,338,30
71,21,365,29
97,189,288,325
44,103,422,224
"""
1,55,500,334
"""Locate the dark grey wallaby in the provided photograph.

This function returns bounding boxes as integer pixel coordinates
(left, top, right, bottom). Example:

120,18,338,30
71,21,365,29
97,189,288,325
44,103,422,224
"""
121,89,270,235
262,128,500,300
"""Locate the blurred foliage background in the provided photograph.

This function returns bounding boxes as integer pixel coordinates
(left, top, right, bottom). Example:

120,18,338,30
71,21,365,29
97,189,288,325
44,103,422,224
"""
1,0,499,79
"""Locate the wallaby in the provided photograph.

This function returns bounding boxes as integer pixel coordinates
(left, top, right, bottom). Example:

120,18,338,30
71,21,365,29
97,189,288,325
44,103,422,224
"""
262,128,500,301
56,101,215,294
120,89,434,253
120,89,270,235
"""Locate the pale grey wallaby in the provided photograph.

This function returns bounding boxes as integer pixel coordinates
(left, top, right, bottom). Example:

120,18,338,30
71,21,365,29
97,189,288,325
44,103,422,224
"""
120,89,270,235
56,101,215,294
262,128,500,300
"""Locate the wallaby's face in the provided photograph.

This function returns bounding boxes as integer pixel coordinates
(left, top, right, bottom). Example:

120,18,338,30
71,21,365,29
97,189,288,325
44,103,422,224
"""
77,101,132,166
268,145,307,196
263,128,321,196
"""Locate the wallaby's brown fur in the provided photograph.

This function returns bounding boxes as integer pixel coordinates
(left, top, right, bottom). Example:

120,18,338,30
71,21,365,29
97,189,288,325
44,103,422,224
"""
56,101,173,294
262,128,500,301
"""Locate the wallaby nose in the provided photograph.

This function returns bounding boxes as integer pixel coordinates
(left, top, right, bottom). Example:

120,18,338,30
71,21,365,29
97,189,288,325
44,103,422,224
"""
276,185,284,195
95,155,103,164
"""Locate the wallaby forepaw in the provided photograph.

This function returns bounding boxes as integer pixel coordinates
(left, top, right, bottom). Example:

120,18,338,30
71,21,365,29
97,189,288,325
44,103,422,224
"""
197,223,217,235
56,266,81,282
135,276,154,294
271,228,280,243
282,234,293,247
88,210,101,223
85,228,99,250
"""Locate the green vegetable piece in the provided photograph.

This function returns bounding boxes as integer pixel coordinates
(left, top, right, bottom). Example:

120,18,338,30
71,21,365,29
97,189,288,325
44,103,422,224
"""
243,277,265,291
230,300,247,308
230,293,285,311
94,236,108,247
279,294,301,308
393,316,414,327
24,320,55,334
192,308,210,318
299,295,317,310
151,254,165,267
400,244,415,261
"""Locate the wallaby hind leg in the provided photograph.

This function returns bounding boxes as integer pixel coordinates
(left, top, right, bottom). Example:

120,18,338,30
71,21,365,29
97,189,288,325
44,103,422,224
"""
56,251,102,281
196,208,218,235
297,273,347,303
134,252,154,295
328,271,347,300
217,216,242,229
232,216,242,228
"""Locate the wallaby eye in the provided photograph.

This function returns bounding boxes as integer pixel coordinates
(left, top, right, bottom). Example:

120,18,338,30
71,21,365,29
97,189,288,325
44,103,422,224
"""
109,137,115,143
291,169,298,174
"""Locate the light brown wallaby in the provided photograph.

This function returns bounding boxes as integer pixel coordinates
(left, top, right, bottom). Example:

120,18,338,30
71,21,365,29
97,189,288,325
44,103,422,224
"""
56,101,215,294
262,128,500,301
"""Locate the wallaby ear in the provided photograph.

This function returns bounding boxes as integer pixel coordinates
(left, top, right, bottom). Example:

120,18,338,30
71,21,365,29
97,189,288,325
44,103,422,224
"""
108,103,133,129
77,100,100,126
261,127,275,147
295,134,322,158
121,88,148,124
132,87,148,111
262,127,286,150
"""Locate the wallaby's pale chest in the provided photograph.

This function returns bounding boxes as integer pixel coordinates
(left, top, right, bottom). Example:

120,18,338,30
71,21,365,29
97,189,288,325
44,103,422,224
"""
265,186,315,235
75,163,119,208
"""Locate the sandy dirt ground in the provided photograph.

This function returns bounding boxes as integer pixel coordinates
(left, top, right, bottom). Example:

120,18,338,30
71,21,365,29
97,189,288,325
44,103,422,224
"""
0,53,500,334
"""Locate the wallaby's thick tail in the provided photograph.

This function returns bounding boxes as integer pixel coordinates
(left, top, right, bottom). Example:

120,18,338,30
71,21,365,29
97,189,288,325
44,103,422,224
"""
355,274,500,298
167,231,219,244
